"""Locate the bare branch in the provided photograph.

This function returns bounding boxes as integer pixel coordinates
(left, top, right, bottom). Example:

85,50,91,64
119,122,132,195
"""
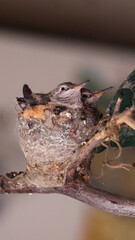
0,173,135,218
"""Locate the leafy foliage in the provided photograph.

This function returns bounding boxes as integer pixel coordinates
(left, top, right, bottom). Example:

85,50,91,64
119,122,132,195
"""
108,70,135,115
96,70,135,153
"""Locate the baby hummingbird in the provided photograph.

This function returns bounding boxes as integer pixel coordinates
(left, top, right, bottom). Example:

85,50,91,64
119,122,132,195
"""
81,86,114,107
17,80,90,110
50,80,89,109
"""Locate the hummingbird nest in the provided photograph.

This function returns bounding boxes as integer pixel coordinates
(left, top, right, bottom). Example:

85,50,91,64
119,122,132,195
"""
16,81,135,188
17,81,104,187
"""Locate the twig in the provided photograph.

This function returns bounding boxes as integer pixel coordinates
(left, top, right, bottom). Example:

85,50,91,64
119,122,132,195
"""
104,160,132,171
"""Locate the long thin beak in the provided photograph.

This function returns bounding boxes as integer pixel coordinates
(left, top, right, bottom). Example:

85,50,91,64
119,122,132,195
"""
73,79,90,90
93,86,114,97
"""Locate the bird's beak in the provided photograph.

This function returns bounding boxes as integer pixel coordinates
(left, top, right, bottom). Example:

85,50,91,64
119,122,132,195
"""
93,86,114,97
73,80,90,90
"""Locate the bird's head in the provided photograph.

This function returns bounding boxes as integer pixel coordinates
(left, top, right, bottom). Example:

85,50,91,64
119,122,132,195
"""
81,86,114,107
50,80,89,108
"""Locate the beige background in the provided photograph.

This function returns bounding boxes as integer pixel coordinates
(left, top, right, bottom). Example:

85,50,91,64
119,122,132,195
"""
0,30,135,240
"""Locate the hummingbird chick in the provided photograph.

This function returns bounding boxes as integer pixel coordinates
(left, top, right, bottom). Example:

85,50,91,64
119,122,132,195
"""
81,86,114,107
17,80,90,110
50,80,89,109
17,84,50,110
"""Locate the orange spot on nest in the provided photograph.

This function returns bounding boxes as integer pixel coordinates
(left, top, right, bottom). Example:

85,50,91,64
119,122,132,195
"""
20,105,47,120
53,165,59,169
55,115,70,123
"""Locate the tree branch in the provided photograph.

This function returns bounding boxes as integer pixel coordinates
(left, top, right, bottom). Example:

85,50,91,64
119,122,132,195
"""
0,173,135,217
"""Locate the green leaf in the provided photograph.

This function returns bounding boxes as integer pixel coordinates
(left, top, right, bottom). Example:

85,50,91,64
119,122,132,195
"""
95,145,106,154
96,69,135,153
107,69,135,115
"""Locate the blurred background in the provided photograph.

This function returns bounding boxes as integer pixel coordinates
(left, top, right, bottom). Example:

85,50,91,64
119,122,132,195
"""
0,1,135,239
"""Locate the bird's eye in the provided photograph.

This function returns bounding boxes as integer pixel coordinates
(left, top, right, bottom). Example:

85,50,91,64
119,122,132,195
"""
61,87,66,91
61,87,69,91
82,94,88,99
